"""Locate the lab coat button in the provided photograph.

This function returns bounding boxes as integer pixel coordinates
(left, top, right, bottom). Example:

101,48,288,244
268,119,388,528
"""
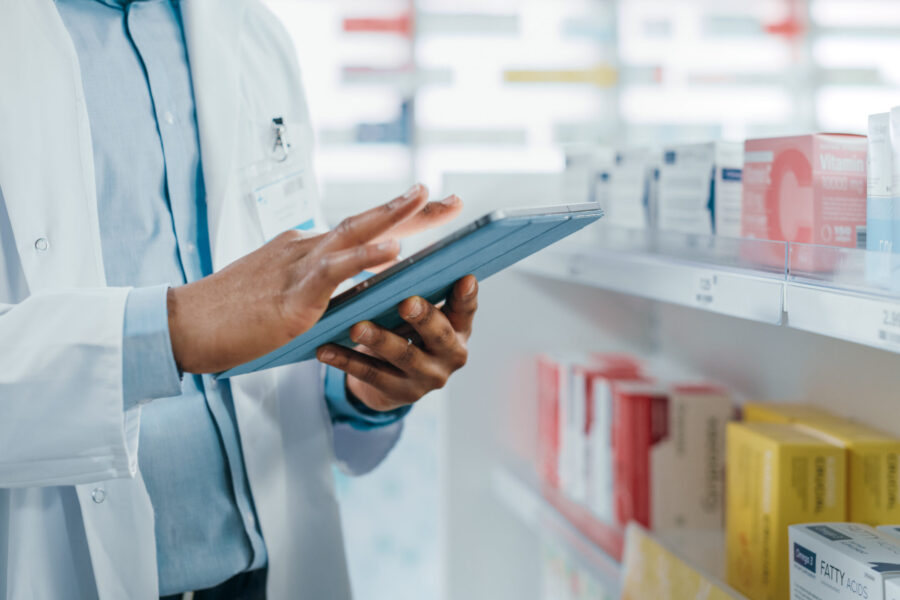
34,237,49,252
163,111,175,125
91,487,107,504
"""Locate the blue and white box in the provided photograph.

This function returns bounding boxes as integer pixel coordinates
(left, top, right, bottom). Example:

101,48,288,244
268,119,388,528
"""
656,141,743,237
789,522,900,600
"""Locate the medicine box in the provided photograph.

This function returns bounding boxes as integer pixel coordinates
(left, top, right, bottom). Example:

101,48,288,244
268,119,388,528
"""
742,134,867,270
742,402,839,425
599,148,660,230
789,522,900,600
614,383,732,531
745,404,900,525
656,141,744,237
869,114,894,253
567,359,643,505
582,359,646,523
797,419,900,526
563,144,615,206
878,525,900,542
726,422,846,600
537,353,644,504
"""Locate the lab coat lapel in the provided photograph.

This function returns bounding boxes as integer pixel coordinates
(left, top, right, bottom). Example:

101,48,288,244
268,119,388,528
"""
181,0,245,250
0,0,105,290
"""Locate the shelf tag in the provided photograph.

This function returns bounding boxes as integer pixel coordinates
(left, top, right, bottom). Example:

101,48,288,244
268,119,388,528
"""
693,272,718,308
876,304,900,349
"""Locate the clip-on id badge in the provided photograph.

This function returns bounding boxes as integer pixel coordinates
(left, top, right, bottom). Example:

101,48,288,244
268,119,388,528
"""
244,117,322,241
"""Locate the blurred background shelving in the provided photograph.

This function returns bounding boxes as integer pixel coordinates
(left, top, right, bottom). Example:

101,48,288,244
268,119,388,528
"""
259,2,900,599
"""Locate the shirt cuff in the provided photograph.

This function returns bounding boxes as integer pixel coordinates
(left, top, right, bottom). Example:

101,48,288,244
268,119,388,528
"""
324,366,411,430
122,285,182,411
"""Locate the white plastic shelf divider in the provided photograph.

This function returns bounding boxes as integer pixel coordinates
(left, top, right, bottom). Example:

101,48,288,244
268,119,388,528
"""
491,467,621,597
518,227,786,325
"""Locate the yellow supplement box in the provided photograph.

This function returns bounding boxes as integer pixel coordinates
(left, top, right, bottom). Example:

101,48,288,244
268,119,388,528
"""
798,419,900,526
742,402,838,424
745,403,900,525
726,422,846,600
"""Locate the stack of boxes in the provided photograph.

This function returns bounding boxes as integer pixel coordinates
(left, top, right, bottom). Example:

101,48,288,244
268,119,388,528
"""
656,141,744,237
726,403,900,600
538,353,900,600
536,353,733,554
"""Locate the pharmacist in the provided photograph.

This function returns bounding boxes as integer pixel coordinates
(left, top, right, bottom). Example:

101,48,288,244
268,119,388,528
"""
0,1,479,599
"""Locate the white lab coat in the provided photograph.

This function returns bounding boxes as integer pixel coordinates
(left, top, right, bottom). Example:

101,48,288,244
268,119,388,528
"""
0,1,403,598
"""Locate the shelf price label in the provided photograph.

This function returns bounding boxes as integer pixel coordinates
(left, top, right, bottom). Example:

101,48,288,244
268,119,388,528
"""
693,272,719,309
877,305,900,349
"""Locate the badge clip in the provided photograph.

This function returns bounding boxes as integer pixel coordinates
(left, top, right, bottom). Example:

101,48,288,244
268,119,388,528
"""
272,116,290,162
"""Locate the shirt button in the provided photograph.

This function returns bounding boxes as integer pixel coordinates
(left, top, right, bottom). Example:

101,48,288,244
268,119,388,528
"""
184,242,196,254
34,237,49,252
163,111,175,125
246,511,256,528
91,487,107,504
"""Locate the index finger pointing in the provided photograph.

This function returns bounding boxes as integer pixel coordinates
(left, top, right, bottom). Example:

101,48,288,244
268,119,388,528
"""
443,275,478,336
320,184,428,252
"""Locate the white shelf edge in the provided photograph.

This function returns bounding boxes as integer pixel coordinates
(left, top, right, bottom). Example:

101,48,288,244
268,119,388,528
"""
519,246,785,326
490,467,621,595
785,282,900,353
517,244,900,356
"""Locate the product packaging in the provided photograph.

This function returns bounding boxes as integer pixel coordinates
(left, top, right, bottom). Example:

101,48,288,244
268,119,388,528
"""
599,148,660,230
581,358,647,523
537,353,644,505
614,383,732,531
890,106,900,273
745,403,900,525
869,113,895,286
537,353,572,490
741,134,867,270
795,419,900,526
656,141,744,237
742,402,838,424
726,422,847,600
878,525,900,542
563,145,615,206
789,522,900,600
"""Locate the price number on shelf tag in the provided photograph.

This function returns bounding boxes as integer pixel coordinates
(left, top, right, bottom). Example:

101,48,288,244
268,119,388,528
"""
693,272,718,308
876,305,900,349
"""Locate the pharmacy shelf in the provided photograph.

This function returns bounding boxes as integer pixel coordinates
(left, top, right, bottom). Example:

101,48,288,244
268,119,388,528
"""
519,226,900,356
491,467,622,596
520,227,787,325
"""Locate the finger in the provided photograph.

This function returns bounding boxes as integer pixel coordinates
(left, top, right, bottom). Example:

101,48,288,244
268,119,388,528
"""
399,297,467,366
374,195,463,242
316,345,417,402
443,275,478,336
300,240,400,305
349,321,447,385
319,184,428,252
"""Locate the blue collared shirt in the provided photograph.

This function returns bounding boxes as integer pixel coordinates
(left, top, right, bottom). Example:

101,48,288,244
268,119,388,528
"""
56,0,407,594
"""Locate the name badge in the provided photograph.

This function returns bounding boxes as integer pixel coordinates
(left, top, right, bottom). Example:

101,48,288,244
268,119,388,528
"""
252,169,318,241
244,117,324,241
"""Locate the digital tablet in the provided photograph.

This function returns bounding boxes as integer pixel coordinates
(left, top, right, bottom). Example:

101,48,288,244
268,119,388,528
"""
218,203,604,379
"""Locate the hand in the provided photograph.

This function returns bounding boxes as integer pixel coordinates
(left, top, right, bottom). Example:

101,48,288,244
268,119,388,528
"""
167,184,462,374
316,275,479,412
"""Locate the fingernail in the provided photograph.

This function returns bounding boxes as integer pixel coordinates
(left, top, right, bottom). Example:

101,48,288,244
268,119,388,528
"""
355,325,373,343
463,278,477,298
402,183,423,201
406,298,424,319
440,195,460,207
378,239,399,252
319,349,336,362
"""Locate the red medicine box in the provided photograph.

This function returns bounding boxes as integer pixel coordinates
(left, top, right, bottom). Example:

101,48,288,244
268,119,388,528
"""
741,134,867,269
